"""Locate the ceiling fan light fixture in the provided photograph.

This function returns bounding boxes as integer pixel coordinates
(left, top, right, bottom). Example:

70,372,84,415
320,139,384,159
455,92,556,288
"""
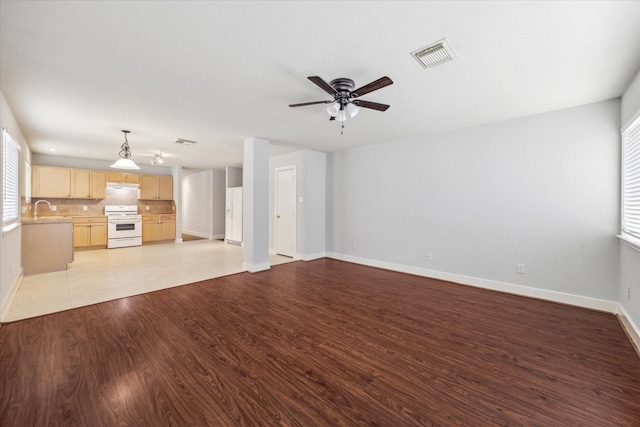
347,103,360,118
336,109,347,122
110,130,140,170
327,102,340,117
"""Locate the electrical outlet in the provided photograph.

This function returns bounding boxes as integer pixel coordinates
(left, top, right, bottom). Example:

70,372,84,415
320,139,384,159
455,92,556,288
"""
82,205,88,211
352,242,357,249
627,286,631,300
426,252,432,261
50,205,57,212
146,206,150,211
517,264,525,274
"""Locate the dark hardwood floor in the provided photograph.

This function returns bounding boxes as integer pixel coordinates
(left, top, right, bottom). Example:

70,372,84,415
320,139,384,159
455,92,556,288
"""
1,258,639,426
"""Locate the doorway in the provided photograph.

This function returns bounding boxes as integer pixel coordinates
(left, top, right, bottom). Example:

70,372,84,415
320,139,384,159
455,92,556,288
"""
275,166,296,257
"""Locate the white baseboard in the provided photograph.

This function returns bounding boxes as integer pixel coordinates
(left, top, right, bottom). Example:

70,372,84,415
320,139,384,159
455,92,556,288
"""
242,262,271,273
617,304,640,357
182,229,215,239
326,252,618,314
299,252,326,261
1,268,23,322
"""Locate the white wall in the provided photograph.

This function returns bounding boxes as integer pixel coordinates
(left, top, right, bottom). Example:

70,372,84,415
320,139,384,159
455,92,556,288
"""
182,169,225,239
328,99,620,305
0,91,31,318
269,150,326,260
619,69,640,340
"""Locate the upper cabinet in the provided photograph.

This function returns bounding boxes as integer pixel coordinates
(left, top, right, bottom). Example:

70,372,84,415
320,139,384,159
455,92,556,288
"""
33,166,107,199
107,172,140,183
71,169,106,198
89,171,107,198
32,165,172,201
32,166,72,198
139,175,173,200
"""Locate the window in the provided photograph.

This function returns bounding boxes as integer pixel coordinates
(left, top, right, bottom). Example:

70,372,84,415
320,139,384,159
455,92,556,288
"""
622,114,640,241
2,128,21,232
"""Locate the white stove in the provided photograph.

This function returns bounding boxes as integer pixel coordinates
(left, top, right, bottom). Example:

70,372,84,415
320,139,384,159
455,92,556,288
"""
104,205,142,249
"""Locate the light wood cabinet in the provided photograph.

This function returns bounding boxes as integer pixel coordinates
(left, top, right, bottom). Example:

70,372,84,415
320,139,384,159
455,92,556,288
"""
90,171,107,198
32,166,72,198
107,172,140,183
73,216,107,248
72,169,90,198
142,214,176,243
139,175,173,200
33,166,106,199
71,170,106,199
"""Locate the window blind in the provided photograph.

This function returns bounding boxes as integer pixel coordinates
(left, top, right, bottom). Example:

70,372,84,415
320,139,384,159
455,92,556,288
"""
3,128,20,230
622,115,640,240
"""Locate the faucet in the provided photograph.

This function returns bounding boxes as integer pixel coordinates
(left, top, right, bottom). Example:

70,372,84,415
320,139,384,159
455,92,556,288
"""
34,200,51,219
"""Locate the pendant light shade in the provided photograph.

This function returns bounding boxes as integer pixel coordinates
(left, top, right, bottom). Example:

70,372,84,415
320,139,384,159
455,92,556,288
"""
110,130,140,170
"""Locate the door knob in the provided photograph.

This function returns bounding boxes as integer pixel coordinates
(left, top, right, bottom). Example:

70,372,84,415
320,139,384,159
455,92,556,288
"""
277,215,280,218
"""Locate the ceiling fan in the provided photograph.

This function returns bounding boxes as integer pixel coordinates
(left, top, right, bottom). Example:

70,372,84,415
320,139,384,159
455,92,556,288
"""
289,76,393,131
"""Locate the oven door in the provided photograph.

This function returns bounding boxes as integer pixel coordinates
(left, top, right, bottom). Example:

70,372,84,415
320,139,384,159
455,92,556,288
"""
108,216,142,239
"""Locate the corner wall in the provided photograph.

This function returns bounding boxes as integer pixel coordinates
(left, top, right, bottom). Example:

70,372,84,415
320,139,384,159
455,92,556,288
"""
0,91,31,319
619,69,640,346
327,100,620,310
182,169,225,239
269,150,326,260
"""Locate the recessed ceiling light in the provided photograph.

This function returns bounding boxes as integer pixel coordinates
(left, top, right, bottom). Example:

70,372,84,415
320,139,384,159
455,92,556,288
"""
49,148,56,152
410,38,458,69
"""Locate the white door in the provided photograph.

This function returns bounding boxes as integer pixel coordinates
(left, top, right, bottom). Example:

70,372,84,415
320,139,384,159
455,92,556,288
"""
275,167,296,257
232,187,242,242
225,187,243,243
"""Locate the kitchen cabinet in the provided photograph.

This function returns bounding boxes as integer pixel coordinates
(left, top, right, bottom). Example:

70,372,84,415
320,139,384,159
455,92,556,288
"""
71,170,106,199
225,187,242,243
73,216,107,248
22,219,74,274
142,214,176,243
139,175,173,200
32,166,106,199
107,172,140,183
32,165,72,198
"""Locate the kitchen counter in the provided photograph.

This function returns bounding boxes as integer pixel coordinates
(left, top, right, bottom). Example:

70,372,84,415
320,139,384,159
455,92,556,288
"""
22,216,73,224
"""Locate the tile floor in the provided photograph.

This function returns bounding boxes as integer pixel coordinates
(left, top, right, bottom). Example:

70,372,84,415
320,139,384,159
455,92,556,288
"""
5,239,293,322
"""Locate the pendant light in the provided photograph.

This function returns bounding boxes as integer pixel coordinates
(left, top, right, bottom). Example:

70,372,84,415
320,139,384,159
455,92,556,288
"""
110,130,140,170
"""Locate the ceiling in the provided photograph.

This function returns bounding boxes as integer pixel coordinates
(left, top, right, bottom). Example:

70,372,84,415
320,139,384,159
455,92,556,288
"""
1,1,639,171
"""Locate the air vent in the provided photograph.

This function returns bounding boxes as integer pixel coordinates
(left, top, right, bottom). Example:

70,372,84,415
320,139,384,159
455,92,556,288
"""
175,138,197,145
410,38,458,69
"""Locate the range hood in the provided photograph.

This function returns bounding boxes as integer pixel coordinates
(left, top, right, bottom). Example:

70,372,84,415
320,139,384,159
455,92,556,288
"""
106,182,140,190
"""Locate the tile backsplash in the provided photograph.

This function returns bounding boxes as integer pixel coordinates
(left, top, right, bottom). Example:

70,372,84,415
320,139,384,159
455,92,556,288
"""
23,189,175,218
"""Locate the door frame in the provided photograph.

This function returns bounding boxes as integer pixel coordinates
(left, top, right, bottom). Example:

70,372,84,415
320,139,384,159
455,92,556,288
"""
274,165,297,258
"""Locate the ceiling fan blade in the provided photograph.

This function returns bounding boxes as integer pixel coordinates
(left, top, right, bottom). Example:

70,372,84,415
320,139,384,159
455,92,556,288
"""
352,76,393,97
289,100,331,107
308,76,338,96
354,100,390,111
329,116,336,121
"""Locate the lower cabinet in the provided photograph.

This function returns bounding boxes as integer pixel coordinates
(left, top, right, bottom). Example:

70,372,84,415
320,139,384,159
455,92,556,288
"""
142,214,176,243
73,217,107,249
